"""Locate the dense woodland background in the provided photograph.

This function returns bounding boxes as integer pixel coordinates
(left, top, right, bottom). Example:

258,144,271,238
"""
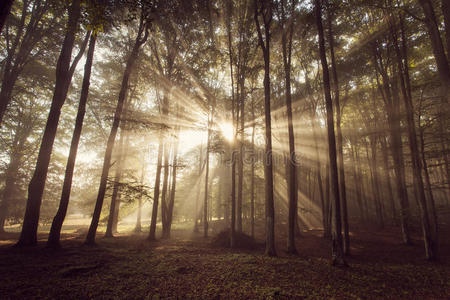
0,0,449,296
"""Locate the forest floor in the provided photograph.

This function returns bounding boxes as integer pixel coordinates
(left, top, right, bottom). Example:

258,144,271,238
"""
0,222,449,299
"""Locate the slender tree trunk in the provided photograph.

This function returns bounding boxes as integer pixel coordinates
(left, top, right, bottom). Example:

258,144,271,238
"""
148,134,163,240
0,148,21,232
369,136,384,228
47,33,96,247
350,141,364,222
255,0,276,256
326,4,349,255
17,0,81,246
85,15,148,245
391,21,436,259
194,144,202,233
380,136,397,225
251,98,256,239
418,0,450,96
315,0,346,266
105,130,125,238
164,116,180,239
372,41,411,244
160,140,170,238
280,0,298,255
204,111,212,238
135,155,145,233
237,79,244,233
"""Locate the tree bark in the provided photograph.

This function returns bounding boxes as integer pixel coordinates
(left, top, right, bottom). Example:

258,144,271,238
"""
17,0,81,246
255,0,276,257
280,0,298,255
148,134,163,240
85,14,149,245
315,0,346,266
47,33,96,248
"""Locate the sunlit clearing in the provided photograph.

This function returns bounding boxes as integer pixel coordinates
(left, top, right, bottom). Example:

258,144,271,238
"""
219,122,234,142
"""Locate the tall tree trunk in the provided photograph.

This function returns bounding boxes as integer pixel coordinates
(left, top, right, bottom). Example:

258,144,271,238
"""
135,155,145,233
315,0,346,266
194,144,203,233
255,0,276,257
391,21,436,260
164,114,180,239
148,134,163,240
105,130,125,238
372,41,411,244
369,136,384,228
251,98,256,239
237,78,244,233
85,14,149,245
280,0,298,255
418,0,450,97
350,141,364,222
203,111,212,238
47,33,96,247
0,146,22,232
326,3,349,255
17,0,81,246
380,136,397,225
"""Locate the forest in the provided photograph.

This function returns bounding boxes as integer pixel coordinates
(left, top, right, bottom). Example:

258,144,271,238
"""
0,0,449,298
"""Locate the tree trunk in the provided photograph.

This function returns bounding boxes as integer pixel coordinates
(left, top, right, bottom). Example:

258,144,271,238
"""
280,0,298,255
380,136,397,225
203,112,212,238
391,21,436,259
372,41,411,244
164,114,180,239
251,98,256,239
194,144,202,233
255,0,276,257
135,156,145,233
237,78,244,233
369,136,384,228
315,0,346,266
350,141,364,222
105,130,125,238
326,4,349,255
418,0,450,96
148,134,163,240
17,0,81,246
85,14,148,245
47,33,96,247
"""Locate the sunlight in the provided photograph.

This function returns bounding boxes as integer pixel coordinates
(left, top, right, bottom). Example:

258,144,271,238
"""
178,129,207,153
219,122,234,142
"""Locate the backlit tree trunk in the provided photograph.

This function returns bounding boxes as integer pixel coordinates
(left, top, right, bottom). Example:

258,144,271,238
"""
255,0,276,256
315,0,346,266
85,13,149,245
47,33,96,248
17,0,81,246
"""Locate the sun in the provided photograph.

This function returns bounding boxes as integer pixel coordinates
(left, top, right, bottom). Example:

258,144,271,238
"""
219,122,234,142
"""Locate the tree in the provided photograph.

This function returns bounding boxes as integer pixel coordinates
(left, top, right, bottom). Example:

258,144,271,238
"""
254,0,276,257
17,0,82,246
47,32,97,248
314,0,346,266
85,8,150,245
277,0,298,255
